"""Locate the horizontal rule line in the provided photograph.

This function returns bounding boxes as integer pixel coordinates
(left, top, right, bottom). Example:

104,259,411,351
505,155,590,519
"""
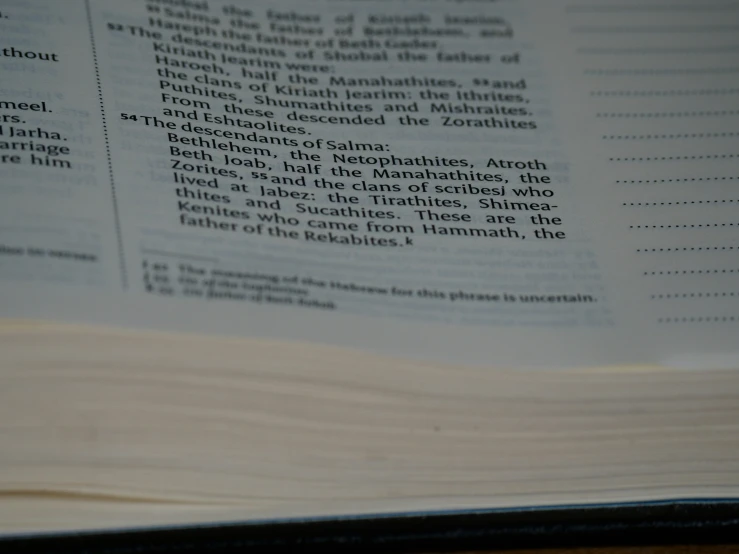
141,249,218,263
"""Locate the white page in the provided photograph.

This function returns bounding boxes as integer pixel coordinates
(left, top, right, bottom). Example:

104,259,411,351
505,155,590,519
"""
1,0,738,368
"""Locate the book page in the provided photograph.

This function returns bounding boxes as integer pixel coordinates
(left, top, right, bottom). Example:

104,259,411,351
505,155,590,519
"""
1,0,738,368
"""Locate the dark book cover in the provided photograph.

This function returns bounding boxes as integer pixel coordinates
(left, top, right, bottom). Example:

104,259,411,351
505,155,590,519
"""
3,499,739,553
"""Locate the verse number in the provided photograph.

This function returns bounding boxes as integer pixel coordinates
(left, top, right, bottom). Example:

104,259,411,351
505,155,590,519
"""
120,113,139,121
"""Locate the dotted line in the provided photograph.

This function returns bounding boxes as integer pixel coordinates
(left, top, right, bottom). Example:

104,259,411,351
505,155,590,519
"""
574,25,739,34
658,316,738,323
568,5,739,12
591,88,739,97
85,0,128,289
631,224,738,229
652,292,739,299
637,247,738,252
616,177,739,183
612,154,738,161
603,132,739,140
585,68,739,76
578,46,739,55
623,200,738,206
645,269,739,275
597,110,739,118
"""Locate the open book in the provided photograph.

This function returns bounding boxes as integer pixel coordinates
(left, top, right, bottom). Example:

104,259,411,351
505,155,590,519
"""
1,0,739,545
